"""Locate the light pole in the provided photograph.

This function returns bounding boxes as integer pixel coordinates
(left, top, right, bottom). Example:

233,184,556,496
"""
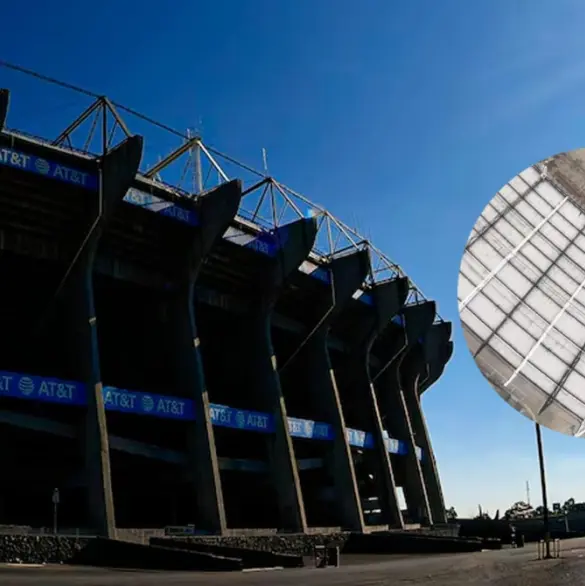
52,488,60,535
534,423,552,559
523,405,552,560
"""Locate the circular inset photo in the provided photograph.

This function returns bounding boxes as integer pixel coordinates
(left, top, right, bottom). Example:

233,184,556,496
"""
458,150,585,437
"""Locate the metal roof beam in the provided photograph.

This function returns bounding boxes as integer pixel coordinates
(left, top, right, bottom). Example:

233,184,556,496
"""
0,62,438,315
241,177,270,197
103,97,132,138
143,137,199,178
52,97,103,147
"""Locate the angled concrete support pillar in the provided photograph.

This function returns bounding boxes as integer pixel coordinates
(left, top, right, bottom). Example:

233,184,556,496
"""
0,89,8,130
65,136,143,537
375,301,436,525
403,323,451,524
169,180,241,534
401,346,444,526
301,250,370,531
409,322,452,523
241,218,317,532
341,278,409,528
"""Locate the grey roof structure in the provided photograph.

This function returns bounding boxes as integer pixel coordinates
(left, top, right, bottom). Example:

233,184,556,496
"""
458,153,585,437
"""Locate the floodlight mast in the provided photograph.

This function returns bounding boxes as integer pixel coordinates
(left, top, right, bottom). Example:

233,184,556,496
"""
535,422,552,560
524,402,552,560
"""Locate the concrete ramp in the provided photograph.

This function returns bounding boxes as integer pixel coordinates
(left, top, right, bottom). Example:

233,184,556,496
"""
151,537,303,569
0,536,242,571
70,538,243,571
343,531,483,555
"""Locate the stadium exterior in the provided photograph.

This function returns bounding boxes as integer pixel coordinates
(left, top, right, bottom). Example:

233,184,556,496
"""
0,87,452,538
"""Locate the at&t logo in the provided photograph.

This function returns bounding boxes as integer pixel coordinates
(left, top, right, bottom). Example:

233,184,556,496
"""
18,377,35,396
142,395,154,412
35,158,50,175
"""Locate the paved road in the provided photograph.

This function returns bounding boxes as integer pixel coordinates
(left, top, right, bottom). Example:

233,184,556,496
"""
2,538,585,585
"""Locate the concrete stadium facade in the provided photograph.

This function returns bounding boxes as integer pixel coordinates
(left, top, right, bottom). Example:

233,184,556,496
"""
0,88,452,538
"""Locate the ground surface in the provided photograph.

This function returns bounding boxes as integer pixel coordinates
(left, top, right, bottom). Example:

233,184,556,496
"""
1,538,585,585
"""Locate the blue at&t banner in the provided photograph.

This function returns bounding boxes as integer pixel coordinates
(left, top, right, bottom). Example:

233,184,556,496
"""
346,428,375,449
124,188,198,227
244,233,278,257
0,147,98,190
310,267,331,284
242,224,291,258
0,371,86,406
223,227,278,257
346,427,414,459
0,369,421,459
386,437,401,455
208,404,274,433
102,386,195,420
288,417,333,440
104,391,277,432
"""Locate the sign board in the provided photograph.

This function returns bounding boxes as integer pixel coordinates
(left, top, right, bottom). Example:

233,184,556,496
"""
0,368,416,458
0,147,97,190
124,188,198,227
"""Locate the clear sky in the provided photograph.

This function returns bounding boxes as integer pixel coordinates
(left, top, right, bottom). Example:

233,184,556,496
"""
2,0,585,518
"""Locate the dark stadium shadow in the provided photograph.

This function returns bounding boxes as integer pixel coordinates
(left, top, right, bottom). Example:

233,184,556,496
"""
67,538,243,572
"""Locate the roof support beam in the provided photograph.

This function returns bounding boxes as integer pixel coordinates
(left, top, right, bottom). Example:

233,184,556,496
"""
53,98,103,147
143,137,200,178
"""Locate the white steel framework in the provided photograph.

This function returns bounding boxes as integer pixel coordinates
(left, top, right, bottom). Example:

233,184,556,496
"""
0,60,437,311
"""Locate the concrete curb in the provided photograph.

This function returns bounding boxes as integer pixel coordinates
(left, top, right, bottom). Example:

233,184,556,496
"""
242,566,284,572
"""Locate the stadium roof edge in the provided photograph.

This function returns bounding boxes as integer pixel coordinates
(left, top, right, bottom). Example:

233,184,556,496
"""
0,70,443,320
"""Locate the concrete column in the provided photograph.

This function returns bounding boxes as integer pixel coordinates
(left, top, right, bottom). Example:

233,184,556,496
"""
418,323,452,524
168,180,242,535
375,301,436,525
403,323,452,526
0,89,8,130
65,136,143,537
301,250,371,532
240,218,317,532
340,278,409,529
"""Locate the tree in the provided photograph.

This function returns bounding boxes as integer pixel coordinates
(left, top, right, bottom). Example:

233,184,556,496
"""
445,506,458,520
563,498,576,513
504,501,534,520
534,505,551,517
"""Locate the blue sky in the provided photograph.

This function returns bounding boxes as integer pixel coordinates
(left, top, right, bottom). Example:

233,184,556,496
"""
2,0,585,517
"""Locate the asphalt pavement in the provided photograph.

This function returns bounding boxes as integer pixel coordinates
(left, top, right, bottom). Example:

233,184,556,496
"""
1,537,585,586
